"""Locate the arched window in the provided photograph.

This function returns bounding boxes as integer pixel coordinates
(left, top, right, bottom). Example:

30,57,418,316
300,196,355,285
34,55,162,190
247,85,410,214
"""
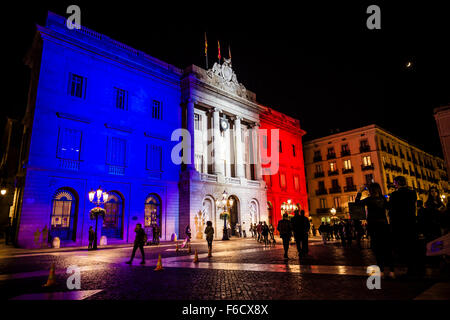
50,189,77,241
144,195,161,241
103,192,123,239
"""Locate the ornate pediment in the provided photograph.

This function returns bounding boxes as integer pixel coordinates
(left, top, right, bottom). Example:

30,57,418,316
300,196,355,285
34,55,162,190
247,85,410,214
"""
203,58,250,100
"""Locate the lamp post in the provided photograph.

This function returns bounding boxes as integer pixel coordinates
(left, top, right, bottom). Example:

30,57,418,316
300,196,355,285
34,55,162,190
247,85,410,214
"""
88,187,109,250
216,190,234,240
280,199,298,218
330,207,337,222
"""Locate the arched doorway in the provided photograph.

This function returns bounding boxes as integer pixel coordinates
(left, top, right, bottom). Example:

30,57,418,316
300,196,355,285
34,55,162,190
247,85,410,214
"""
201,196,215,239
50,188,78,241
228,195,239,236
103,191,124,239
144,194,162,242
267,201,273,226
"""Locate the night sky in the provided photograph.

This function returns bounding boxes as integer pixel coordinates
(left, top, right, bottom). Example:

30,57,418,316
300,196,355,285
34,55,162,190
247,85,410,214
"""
2,1,449,156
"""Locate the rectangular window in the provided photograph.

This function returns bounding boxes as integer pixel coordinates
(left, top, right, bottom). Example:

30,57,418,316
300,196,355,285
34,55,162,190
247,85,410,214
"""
195,154,203,173
330,162,336,172
280,173,286,189
332,179,339,188
108,137,126,166
194,114,202,131
344,159,352,170
146,144,162,171
292,144,296,157
365,174,374,185
345,176,354,187
152,100,162,120
314,150,321,158
279,141,282,153
320,198,327,209
69,73,86,98
316,164,323,173
318,181,325,190
57,128,82,160
363,156,372,166
115,88,128,110
334,197,341,208
294,176,300,191
264,174,272,187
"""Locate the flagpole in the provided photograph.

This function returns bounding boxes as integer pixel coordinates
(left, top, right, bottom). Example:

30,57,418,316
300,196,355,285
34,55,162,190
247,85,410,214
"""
205,32,208,69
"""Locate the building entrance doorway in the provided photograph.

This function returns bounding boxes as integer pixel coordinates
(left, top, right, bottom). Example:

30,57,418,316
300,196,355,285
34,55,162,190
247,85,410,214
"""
229,195,239,236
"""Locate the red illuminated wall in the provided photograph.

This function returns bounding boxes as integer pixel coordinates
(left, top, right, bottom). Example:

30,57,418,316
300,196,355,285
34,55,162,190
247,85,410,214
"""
259,107,308,231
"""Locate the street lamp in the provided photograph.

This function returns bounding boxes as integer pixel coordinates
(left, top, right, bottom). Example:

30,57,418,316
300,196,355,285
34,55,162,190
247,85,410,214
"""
0,189,6,196
216,190,234,240
88,187,109,250
281,199,298,217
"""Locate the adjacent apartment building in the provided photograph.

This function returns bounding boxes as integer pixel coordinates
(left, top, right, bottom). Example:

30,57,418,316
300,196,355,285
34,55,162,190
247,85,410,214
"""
304,124,449,226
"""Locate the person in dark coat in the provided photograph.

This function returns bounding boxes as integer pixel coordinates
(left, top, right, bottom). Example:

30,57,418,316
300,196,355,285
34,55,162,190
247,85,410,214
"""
388,176,420,277
261,222,269,245
291,209,310,256
356,183,395,278
421,187,445,242
88,226,95,250
318,222,327,244
126,223,146,265
204,221,214,255
277,213,293,259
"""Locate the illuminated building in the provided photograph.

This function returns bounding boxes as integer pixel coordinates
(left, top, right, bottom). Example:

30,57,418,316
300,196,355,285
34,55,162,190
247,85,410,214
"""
304,124,449,226
259,107,308,229
434,105,450,179
7,12,311,247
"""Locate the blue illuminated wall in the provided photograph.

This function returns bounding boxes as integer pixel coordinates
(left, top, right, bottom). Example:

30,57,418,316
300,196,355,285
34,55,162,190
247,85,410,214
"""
17,12,182,248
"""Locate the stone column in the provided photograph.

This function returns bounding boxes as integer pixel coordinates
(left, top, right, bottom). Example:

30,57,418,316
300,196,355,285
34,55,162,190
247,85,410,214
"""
252,123,263,180
212,108,224,175
234,116,245,178
186,98,196,171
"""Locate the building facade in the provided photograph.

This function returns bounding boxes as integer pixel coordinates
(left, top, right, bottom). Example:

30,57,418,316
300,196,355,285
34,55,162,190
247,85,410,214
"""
260,107,308,229
434,105,450,179
304,125,449,226
8,12,307,247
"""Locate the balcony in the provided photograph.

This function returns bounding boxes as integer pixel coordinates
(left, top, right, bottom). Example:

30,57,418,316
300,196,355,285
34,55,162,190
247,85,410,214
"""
393,150,398,156
316,208,331,214
315,189,328,196
327,153,336,160
344,185,357,192
341,150,351,157
342,168,354,174
329,187,342,194
313,155,322,162
328,170,339,176
314,172,325,178
58,159,80,171
361,164,374,171
108,165,125,176
380,145,386,152
359,145,371,153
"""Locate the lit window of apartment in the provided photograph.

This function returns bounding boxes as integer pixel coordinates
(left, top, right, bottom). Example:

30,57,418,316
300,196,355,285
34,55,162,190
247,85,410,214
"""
151,100,162,120
115,88,128,110
329,162,337,172
343,159,352,170
333,197,341,208
68,73,86,98
363,155,372,166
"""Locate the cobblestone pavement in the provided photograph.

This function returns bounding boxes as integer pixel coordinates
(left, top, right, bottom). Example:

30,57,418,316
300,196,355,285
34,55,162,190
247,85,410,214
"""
0,237,449,300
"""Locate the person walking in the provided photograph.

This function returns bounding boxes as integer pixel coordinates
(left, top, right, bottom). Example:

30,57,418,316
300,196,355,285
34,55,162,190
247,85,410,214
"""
277,213,293,259
204,221,214,256
256,222,262,243
88,226,95,250
261,221,269,246
318,222,327,244
291,210,310,257
356,183,395,279
268,223,275,244
312,224,317,237
126,223,146,265
388,176,420,278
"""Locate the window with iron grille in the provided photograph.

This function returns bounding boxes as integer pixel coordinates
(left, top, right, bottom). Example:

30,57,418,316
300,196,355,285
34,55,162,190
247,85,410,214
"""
69,73,86,98
146,144,162,171
152,100,162,120
57,128,82,160
115,88,128,110
108,137,126,166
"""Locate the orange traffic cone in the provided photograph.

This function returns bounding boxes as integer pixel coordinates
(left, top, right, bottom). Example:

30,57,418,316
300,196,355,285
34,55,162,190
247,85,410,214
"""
188,243,191,254
43,263,56,287
193,249,199,263
154,254,163,271
175,242,179,253
208,247,212,258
